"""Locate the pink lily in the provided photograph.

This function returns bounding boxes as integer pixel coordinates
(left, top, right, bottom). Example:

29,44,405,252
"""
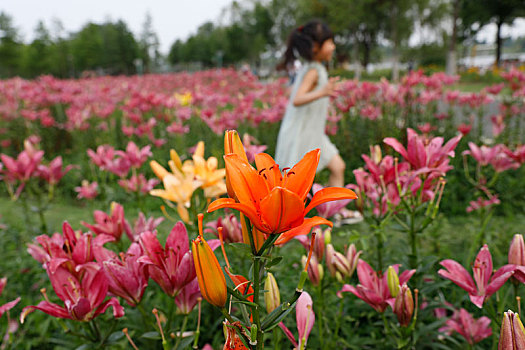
106,157,131,177
0,277,20,319
118,174,159,194
466,196,500,213
504,145,525,164
338,260,415,312
82,202,131,241
138,222,196,297
87,145,115,170
444,308,492,345
36,156,76,185
127,212,164,242
27,221,114,275
204,214,243,243
279,291,315,350
311,183,354,219
175,279,201,314
21,262,124,322
438,244,515,308
0,148,44,183
384,128,461,175
74,180,98,200
242,133,267,163
295,227,326,260
115,141,152,169
94,242,148,307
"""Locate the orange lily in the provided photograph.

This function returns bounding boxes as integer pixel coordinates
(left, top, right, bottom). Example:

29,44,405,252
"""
192,214,227,308
224,130,248,199
223,321,250,350
208,149,357,236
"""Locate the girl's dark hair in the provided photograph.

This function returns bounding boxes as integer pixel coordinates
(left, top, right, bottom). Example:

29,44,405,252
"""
277,19,333,71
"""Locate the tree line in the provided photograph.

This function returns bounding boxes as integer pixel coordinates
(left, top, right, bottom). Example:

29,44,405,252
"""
1,0,524,79
0,12,159,79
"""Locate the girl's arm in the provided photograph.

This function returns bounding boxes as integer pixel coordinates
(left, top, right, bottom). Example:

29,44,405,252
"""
292,69,339,107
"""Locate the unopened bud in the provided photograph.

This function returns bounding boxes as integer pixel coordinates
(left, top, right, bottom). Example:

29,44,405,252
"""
509,234,525,266
324,228,332,245
393,284,414,327
387,266,400,297
499,310,525,349
264,272,280,313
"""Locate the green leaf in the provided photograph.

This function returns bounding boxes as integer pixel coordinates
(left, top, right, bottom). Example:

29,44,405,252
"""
266,256,283,268
141,331,161,340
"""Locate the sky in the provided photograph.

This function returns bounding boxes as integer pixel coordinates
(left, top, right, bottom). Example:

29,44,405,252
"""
2,0,234,53
2,0,525,55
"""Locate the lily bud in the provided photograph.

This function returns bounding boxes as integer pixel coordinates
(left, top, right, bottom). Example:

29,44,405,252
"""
302,255,323,286
370,145,382,164
224,130,248,199
224,130,248,162
324,228,332,245
509,234,525,266
150,160,169,180
499,310,525,350
393,284,414,327
192,215,227,308
264,272,280,313
387,266,400,297
325,244,337,277
312,227,325,261
345,244,362,278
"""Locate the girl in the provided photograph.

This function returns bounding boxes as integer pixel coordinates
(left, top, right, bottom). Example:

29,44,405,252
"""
275,20,345,187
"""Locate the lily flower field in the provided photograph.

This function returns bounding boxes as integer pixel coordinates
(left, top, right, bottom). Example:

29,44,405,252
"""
1,67,525,349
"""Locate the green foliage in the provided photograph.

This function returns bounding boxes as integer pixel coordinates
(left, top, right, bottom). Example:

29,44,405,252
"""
70,21,139,75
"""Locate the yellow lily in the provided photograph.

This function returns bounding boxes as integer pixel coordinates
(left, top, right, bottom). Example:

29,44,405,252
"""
149,161,202,223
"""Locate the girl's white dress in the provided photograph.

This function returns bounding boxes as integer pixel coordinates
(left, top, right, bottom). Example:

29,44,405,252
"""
275,61,338,171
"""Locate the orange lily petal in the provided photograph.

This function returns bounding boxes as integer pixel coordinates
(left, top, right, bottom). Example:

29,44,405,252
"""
304,187,358,215
260,187,304,234
255,153,282,189
240,214,264,251
224,154,268,206
208,198,261,229
284,149,320,201
224,130,248,162
275,216,333,245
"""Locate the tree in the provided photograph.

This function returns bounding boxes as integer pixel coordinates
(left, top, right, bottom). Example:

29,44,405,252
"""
22,20,53,77
461,0,525,66
0,11,23,77
139,12,160,73
70,21,139,76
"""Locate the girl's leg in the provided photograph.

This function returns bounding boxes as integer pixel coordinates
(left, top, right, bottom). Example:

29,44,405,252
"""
327,154,345,187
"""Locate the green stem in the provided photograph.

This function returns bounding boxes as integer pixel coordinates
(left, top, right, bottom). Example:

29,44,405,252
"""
316,283,325,349
466,209,494,264
97,318,117,348
409,209,418,269
331,298,344,348
252,255,263,349
174,315,188,350
273,328,280,350
374,226,384,272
